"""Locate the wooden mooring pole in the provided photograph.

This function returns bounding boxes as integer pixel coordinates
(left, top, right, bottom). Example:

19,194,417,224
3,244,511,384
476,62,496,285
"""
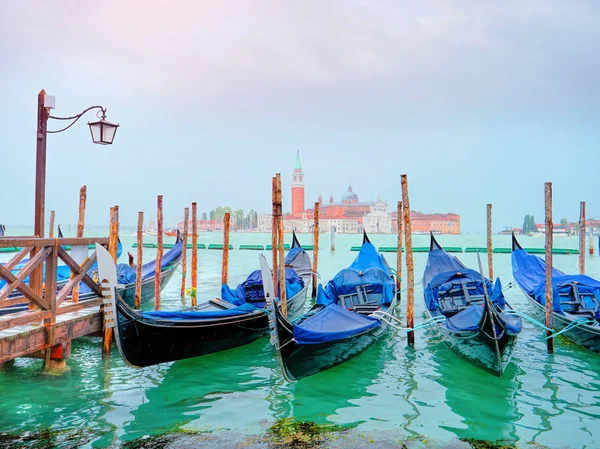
103,206,119,359
222,212,231,285
545,182,554,353
48,210,55,238
191,202,198,307
487,204,493,280
396,201,402,300
72,186,87,303
579,201,586,274
154,195,163,310
181,207,189,302
401,175,415,346
590,228,594,255
330,226,336,251
134,212,143,309
277,175,287,317
312,201,320,299
272,176,279,297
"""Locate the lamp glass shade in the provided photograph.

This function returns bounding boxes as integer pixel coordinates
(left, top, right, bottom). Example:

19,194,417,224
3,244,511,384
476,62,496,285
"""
88,119,119,145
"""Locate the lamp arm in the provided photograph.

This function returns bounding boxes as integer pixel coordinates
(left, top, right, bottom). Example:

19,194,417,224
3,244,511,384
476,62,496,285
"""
48,105,107,134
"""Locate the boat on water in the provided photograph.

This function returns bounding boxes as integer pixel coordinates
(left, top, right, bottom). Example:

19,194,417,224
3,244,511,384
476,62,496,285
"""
97,231,311,368
423,234,522,376
269,232,397,382
512,234,600,352
0,233,182,315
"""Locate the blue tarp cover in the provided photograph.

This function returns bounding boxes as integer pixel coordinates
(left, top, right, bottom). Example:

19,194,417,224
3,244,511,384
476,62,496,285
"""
142,302,257,320
424,247,521,334
221,268,304,307
444,304,522,334
424,249,505,311
293,304,380,344
316,242,394,306
512,248,600,316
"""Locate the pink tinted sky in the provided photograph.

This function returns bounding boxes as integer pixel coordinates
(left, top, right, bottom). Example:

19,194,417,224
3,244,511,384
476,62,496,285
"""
0,1,599,230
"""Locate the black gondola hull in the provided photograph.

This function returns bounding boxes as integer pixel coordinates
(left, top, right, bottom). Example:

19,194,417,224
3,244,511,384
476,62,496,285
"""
520,287,600,352
115,300,269,367
115,285,307,367
427,312,517,377
270,298,396,382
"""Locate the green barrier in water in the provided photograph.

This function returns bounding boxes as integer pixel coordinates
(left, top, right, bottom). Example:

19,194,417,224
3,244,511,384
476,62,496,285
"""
464,247,488,253
378,247,404,252
0,247,20,253
266,244,290,250
208,244,234,250
239,245,264,250
492,247,511,253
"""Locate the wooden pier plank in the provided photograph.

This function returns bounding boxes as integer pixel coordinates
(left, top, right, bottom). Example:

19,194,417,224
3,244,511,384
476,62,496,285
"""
0,306,102,363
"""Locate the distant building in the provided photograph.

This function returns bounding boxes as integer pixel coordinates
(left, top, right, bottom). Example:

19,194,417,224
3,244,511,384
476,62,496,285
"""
258,153,461,234
391,211,461,235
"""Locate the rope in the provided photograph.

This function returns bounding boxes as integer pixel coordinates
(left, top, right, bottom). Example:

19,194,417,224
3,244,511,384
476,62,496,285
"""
370,311,446,332
504,310,552,331
544,317,597,340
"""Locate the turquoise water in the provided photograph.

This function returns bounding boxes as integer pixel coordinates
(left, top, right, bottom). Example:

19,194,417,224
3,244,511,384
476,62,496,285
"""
1,231,599,448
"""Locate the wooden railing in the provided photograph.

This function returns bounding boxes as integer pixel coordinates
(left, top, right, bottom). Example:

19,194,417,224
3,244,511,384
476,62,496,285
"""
0,237,109,364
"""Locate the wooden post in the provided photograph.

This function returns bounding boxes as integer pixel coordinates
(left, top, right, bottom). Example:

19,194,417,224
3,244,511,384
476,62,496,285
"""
396,201,402,300
487,204,493,280
277,174,287,317
545,182,554,353
579,201,586,274
272,176,279,297
330,226,336,251
48,211,55,238
180,207,189,302
104,206,119,359
590,228,594,255
72,186,87,303
191,202,198,307
154,195,163,311
312,201,320,299
31,90,49,307
401,175,415,346
134,212,143,309
222,212,231,285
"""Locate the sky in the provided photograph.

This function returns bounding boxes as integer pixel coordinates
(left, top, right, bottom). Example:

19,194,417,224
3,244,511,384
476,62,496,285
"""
0,0,599,232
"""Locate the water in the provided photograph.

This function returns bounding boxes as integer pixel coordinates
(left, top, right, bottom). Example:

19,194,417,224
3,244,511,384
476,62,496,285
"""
1,230,599,448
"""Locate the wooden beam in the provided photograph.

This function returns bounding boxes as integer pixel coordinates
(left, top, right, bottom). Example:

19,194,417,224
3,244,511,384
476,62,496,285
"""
155,195,163,310
0,247,51,308
545,182,554,353
3,247,33,271
0,309,52,332
57,297,102,314
180,208,188,303
55,253,100,305
135,212,143,309
0,309,102,364
56,248,102,299
401,174,415,346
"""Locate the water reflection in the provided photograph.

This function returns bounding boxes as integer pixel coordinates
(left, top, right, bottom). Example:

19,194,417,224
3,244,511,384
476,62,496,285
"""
431,339,523,444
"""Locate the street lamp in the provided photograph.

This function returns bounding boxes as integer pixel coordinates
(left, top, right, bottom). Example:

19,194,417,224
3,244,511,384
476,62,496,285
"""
34,89,119,238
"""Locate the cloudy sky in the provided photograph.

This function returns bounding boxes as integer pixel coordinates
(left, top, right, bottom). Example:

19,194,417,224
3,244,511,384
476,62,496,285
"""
1,1,598,231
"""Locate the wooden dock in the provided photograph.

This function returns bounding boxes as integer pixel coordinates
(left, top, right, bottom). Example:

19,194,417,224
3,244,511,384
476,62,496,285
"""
0,236,109,371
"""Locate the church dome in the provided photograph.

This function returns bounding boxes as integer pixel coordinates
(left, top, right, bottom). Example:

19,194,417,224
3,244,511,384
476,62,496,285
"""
342,184,358,203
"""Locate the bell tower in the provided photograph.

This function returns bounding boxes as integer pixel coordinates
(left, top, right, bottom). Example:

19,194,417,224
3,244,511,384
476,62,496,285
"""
291,151,305,218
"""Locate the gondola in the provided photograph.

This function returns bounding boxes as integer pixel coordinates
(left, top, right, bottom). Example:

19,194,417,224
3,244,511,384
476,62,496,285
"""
96,231,311,368
511,233,600,351
269,232,397,382
0,234,180,315
424,234,522,376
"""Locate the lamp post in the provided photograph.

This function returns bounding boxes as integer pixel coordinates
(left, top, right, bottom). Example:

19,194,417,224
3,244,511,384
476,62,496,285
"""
34,89,119,238
31,89,119,299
